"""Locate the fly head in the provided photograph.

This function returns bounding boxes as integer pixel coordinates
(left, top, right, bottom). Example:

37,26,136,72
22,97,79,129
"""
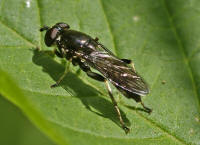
40,22,70,47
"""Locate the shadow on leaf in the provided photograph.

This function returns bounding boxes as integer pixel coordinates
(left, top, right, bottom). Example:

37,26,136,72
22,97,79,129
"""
32,49,131,130
123,104,151,114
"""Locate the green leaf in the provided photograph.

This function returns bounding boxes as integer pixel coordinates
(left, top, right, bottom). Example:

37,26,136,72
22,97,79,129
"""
0,0,200,145
0,95,56,145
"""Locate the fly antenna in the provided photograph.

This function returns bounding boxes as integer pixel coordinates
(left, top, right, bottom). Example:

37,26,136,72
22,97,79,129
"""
40,25,49,32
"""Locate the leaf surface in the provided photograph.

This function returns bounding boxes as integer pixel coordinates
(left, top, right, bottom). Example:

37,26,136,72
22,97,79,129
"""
0,0,200,145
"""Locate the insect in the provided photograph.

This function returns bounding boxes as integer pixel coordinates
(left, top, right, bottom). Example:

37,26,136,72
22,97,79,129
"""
40,22,152,134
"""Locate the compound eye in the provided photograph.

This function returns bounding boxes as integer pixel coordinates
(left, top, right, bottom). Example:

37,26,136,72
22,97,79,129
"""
51,28,59,40
44,28,59,46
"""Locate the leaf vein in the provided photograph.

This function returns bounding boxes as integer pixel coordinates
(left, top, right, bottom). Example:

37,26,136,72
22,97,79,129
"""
162,0,200,144
162,0,200,113
0,20,35,47
48,118,166,140
36,0,42,48
98,0,118,56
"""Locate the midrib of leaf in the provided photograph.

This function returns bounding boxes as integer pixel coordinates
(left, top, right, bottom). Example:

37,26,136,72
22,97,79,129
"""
0,20,35,47
162,0,200,113
75,2,82,31
98,0,118,56
36,0,42,48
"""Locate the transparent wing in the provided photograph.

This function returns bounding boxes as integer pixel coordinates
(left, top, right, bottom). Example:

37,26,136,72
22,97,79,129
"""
85,51,149,96
95,41,116,56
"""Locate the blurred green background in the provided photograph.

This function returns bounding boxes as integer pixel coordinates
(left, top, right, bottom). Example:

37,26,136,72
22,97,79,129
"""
0,96,55,145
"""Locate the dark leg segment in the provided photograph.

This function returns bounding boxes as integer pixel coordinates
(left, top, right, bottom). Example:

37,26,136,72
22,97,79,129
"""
94,37,99,42
105,80,130,134
86,71,105,82
39,26,49,32
127,92,152,114
78,61,105,82
141,102,152,114
54,49,64,58
121,59,131,64
55,40,69,58
121,59,152,113
78,60,130,133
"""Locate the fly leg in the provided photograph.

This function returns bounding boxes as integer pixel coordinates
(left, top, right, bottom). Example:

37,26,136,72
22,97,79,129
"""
121,59,152,113
78,60,129,133
51,62,70,88
78,60,105,82
94,37,99,42
133,94,152,114
39,26,49,32
86,71,105,81
141,101,152,114
105,80,130,134
51,41,70,88
55,40,68,57
54,49,64,58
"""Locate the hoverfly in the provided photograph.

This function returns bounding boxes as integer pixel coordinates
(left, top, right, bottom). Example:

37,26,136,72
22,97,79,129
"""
40,22,152,134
